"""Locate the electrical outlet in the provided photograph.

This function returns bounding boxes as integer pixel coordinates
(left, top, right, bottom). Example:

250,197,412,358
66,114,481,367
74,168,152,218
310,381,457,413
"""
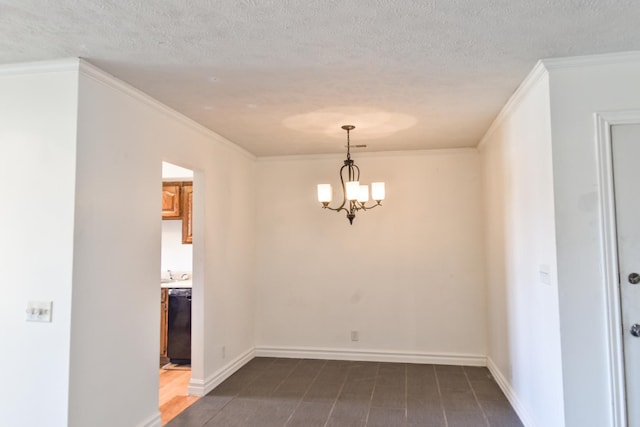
221,345,226,359
26,301,53,322
350,330,359,342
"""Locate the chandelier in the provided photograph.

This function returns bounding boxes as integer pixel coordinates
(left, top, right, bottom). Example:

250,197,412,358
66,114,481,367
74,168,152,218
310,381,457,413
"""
317,125,385,224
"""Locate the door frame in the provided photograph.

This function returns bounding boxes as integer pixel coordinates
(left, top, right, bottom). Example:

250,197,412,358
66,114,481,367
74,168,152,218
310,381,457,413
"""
595,110,640,427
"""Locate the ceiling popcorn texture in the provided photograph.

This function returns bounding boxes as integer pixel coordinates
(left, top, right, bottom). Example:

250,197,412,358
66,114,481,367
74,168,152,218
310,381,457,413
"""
1,0,640,156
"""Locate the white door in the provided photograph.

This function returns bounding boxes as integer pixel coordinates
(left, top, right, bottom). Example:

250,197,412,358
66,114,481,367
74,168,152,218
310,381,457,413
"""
613,123,640,426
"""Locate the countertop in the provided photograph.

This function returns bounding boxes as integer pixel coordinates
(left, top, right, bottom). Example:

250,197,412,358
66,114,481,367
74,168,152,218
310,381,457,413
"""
161,279,192,289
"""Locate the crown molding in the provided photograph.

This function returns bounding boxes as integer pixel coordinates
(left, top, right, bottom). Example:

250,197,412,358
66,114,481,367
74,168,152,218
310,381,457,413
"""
477,60,549,151
0,57,80,76
77,58,256,161
256,147,478,163
542,50,640,70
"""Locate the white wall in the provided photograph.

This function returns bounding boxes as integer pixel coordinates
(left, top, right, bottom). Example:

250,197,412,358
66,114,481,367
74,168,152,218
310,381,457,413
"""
255,150,487,363
479,67,564,427
161,220,193,273
67,61,256,427
0,62,79,427
0,59,256,427
545,53,640,427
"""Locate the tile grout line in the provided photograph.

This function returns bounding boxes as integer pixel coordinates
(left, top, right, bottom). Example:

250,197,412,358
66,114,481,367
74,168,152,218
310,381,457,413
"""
363,362,381,427
463,366,491,427
201,358,279,427
248,358,299,424
434,365,449,427
322,361,353,427
271,358,302,396
404,363,408,422
283,359,328,427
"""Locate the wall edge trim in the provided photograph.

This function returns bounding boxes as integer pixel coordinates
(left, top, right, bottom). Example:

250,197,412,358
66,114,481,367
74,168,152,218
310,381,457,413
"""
76,58,256,161
486,357,537,427
254,346,486,366
188,347,255,396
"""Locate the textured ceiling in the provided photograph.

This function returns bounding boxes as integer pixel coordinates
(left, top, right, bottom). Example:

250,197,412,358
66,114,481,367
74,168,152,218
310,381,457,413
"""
2,1,640,156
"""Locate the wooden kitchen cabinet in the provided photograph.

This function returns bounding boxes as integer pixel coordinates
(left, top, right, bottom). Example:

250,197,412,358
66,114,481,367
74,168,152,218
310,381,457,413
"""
162,181,193,244
160,288,168,357
181,184,193,244
162,184,181,219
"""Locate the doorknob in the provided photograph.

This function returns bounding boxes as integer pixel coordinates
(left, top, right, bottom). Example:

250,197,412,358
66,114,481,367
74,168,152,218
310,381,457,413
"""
631,324,640,337
629,273,640,284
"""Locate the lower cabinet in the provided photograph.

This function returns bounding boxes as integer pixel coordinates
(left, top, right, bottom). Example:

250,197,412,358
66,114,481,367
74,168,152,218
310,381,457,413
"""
160,288,168,357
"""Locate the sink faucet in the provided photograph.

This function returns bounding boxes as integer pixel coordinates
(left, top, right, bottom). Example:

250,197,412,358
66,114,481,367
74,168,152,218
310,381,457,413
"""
167,269,174,280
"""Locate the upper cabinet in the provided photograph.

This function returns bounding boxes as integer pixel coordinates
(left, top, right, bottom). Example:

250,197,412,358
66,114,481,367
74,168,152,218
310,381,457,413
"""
161,184,181,219
162,181,193,245
182,184,193,244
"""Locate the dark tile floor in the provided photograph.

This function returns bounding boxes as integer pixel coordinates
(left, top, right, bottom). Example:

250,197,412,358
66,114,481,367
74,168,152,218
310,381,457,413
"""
167,357,523,427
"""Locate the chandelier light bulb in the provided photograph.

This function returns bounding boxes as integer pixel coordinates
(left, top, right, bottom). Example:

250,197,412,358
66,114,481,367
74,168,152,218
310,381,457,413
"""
317,184,332,204
345,181,360,200
357,185,369,203
371,182,385,202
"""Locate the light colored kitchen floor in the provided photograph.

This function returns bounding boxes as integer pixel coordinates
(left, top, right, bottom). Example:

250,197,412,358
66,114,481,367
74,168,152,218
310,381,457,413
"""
159,368,199,425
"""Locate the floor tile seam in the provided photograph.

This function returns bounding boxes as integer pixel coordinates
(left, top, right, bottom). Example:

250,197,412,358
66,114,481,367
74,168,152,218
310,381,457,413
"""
433,364,449,427
463,366,491,427
212,359,300,426
270,358,302,397
241,357,279,390
197,396,237,427
205,395,263,427
362,362,381,426
202,369,262,427
322,362,353,427
284,359,329,427
404,362,408,420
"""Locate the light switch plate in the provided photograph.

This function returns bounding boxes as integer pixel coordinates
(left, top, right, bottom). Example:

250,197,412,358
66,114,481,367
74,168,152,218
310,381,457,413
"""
26,301,53,322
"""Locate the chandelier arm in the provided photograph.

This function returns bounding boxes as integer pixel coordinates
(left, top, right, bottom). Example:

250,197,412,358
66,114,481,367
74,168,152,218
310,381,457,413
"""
322,205,349,213
358,201,383,211
338,161,349,206
320,161,350,212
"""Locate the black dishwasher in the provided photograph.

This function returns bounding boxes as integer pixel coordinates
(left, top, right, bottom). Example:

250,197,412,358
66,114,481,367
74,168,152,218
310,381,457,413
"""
167,288,191,365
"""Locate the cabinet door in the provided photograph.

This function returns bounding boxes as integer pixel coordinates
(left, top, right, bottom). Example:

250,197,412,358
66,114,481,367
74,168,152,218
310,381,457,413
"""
182,184,193,244
160,289,168,356
162,184,181,219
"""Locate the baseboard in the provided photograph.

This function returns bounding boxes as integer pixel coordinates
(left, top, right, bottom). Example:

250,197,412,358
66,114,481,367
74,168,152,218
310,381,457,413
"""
188,347,255,396
486,357,536,427
137,411,162,427
254,346,486,366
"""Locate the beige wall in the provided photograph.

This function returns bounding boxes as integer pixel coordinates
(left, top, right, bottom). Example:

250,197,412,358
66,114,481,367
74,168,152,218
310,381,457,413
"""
255,149,487,362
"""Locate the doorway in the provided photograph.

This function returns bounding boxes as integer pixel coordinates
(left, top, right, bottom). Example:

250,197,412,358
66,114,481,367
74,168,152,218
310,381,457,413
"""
159,161,198,424
612,124,640,427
